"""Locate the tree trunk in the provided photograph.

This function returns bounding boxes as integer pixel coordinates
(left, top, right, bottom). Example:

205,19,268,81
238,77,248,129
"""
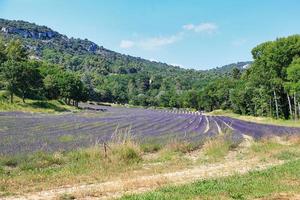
22,91,25,103
287,94,293,119
294,92,297,120
273,90,279,119
298,102,300,119
269,98,272,117
10,92,13,104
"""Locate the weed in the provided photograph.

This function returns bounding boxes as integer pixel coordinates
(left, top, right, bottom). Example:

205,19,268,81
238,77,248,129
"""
201,137,234,162
275,150,299,160
58,135,75,143
141,143,162,153
59,193,76,200
250,139,283,154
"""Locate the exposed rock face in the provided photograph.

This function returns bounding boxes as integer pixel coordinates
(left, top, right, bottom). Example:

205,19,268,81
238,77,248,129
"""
0,26,57,40
88,42,98,53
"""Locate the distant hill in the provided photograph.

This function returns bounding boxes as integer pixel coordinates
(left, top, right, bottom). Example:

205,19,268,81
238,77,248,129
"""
0,18,251,76
0,18,255,107
0,18,190,76
207,61,252,75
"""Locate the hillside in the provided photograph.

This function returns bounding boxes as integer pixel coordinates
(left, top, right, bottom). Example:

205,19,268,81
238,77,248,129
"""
0,18,249,76
0,19,191,75
0,18,253,107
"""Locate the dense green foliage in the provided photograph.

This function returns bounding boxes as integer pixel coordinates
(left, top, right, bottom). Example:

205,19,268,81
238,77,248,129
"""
1,19,299,119
0,38,87,106
196,35,300,119
0,19,247,108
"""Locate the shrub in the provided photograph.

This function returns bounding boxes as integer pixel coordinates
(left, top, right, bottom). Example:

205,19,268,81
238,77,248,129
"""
20,152,65,170
59,194,76,200
202,137,235,161
141,143,162,153
111,141,142,164
165,140,198,154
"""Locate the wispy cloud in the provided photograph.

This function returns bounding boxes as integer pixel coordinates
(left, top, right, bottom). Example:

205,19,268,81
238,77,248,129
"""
120,33,183,50
120,22,218,50
120,40,135,49
182,23,218,33
139,33,183,49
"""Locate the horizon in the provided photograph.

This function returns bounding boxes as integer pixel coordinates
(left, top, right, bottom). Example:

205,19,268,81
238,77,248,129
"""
0,0,300,69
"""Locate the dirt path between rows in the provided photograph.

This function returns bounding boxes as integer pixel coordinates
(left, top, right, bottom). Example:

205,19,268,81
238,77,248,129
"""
3,153,284,200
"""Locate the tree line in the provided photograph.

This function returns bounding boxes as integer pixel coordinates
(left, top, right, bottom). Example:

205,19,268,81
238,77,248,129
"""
197,35,300,120
0,39,87,106
1,35,299,120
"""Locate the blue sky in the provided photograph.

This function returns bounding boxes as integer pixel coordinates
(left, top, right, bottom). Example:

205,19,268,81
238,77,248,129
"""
0,0,300,69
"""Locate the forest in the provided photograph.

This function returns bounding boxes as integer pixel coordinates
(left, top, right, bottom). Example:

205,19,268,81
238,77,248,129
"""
0,19,300,119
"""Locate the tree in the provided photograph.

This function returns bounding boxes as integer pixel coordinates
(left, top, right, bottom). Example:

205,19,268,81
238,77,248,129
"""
285,59,300,119
5,39,28,62
1,61,42,103
17,62,43,102
232,67,241,79
0,38,6,64
59,72,84,106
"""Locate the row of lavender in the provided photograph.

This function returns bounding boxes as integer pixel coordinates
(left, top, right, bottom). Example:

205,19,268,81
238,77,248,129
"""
0,105,299,155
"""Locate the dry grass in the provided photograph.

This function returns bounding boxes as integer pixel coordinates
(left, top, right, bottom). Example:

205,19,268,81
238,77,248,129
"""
1,135,300,199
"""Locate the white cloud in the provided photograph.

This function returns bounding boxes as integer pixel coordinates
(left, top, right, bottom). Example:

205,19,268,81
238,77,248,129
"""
120,22,218,50
120,33,183,50
182,23,218,33
182,24,195,31
120,40,135,49
139,34,182,49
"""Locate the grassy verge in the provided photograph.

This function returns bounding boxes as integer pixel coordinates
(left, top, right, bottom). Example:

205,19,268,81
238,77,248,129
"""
209,109,300,127
1,136,299,198
120,136,300,200
0,141,143,196
0,90,76,113
121,159,300,200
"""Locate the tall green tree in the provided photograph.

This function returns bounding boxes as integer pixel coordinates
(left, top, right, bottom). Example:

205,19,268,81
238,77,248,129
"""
285,58,300,119
6,39,28,62
1,60,42,103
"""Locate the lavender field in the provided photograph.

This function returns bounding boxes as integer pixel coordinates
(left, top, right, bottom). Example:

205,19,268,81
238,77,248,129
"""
1,105,300,155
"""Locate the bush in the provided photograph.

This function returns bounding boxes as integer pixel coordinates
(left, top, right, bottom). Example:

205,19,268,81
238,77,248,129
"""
202,137,235,161
141,143,162,153
59,194,76,200
165,140,199,154
111,141,142,164
20,152,65,170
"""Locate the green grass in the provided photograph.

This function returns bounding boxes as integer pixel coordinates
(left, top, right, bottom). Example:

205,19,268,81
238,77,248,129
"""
275,150,300,161
201,137,235,162
1,135,299,198
121,159,300,200
209,109,300,127
58,135,75,143
0,90,76,113
250,139,283,154
0,142,143,196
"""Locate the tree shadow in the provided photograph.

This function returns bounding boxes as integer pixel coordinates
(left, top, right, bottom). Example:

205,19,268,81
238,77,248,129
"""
25,101,70,112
